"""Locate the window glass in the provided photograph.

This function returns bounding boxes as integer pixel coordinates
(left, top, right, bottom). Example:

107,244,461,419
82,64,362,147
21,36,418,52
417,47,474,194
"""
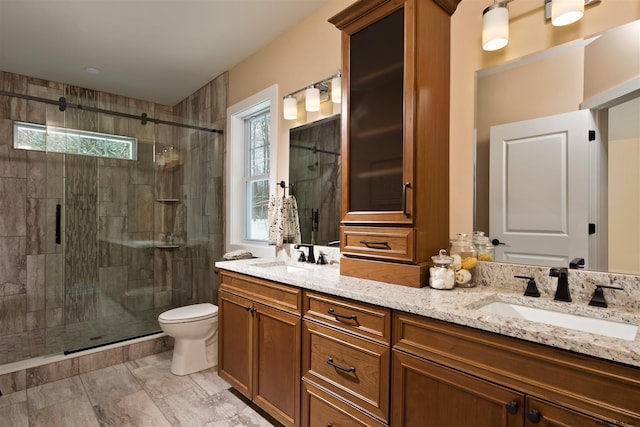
244,109,270,241
13,121,137,160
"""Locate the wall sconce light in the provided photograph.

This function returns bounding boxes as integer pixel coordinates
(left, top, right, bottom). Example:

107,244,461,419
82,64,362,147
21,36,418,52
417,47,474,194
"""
544,0,599,26
483,0,601,52
283,96,298,120
282,72,341,120
482,2,510,51
305,85,321,112
331,74,341,103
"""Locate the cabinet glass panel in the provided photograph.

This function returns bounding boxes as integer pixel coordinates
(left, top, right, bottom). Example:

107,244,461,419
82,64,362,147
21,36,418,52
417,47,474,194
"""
349,8,404,212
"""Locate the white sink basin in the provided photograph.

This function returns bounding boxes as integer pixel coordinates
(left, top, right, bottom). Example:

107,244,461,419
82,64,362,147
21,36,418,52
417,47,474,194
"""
252,261,309,273
479,301,638,341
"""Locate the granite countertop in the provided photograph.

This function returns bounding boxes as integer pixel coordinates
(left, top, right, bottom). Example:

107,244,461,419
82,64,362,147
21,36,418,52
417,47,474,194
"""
215,258,640,368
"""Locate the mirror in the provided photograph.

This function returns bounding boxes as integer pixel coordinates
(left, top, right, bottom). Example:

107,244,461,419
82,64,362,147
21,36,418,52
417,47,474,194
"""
289,114,341,246
475,20,640,274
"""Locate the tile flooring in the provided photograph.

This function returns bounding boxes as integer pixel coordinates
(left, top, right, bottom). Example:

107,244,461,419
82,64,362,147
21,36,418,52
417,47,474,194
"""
0,351,279,426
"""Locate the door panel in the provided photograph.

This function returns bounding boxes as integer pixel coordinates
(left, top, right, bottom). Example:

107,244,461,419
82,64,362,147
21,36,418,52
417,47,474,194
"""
392,350,524,427
218,291,252,399
525,397,615,426
253,303,301,427
490,110,594,267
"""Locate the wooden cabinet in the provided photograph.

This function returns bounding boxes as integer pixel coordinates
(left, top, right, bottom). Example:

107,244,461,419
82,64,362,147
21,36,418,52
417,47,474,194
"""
302,292,391,426
392,350,524,426
392,311,640,426
330,0,461,287
218,271,302,427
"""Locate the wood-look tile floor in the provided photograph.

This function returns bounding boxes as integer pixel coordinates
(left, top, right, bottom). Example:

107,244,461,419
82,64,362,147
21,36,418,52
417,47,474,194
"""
0,351,279,426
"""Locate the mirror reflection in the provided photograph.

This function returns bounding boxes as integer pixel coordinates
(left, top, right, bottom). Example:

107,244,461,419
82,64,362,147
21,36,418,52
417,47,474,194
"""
289,114,341,246
475,20,640,274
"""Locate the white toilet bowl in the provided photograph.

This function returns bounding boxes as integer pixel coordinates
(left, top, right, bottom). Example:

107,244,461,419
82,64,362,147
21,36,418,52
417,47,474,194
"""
158,303,218,376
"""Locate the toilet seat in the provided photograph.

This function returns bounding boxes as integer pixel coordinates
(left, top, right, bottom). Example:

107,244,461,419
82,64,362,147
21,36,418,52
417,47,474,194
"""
158,303,218,324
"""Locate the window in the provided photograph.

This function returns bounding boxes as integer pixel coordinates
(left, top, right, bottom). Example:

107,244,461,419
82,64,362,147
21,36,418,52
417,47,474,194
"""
244,109,271,241
13,121,137,160
226,85,279,257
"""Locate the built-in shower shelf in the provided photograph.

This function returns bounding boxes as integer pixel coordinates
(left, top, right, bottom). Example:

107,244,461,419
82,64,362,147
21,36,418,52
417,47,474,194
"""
155,244,180,249
156,198,180,203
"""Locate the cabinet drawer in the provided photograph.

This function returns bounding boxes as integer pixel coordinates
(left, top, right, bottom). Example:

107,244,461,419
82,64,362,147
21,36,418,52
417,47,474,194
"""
303,320,390,422
342,226,414,262
302,380,386,427
303,291,390,345
219,271,302,315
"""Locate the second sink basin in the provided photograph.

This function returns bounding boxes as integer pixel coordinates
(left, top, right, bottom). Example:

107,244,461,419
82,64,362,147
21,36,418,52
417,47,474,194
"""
479,301,638,341
251,260,310,273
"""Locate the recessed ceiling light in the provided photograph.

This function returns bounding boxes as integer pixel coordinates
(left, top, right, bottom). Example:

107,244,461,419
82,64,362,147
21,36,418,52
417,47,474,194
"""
84,66,101,75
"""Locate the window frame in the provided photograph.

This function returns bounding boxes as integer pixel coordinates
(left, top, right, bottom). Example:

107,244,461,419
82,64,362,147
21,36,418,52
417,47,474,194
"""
226,85,279,257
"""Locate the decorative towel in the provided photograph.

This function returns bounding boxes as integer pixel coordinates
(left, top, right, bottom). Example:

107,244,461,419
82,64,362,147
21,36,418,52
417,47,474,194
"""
268,195,301,248
222,249,253,260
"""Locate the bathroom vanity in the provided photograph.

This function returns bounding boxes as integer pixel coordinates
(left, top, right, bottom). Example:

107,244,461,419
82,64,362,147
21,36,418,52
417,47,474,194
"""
215,258,640,427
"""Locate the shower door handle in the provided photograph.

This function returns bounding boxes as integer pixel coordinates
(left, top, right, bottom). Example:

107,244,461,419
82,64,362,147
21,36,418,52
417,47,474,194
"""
55,204,61,245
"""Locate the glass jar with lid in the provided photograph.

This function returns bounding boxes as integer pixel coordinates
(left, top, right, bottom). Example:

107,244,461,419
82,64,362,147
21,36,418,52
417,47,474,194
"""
449,233,477,288
429,249,456,290
473,231,495,262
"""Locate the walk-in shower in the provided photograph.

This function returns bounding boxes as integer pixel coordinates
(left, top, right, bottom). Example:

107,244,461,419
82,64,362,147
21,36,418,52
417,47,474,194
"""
0,76,225,363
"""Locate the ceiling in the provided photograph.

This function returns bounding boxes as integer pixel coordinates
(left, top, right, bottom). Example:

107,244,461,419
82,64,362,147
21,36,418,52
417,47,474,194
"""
0,0,328,106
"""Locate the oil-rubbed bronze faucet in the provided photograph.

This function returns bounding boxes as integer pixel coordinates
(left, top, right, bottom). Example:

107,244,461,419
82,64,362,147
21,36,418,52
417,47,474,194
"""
550,267,571,302
294,244,315,264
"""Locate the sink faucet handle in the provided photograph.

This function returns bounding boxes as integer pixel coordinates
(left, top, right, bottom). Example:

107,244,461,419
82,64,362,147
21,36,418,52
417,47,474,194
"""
588,284,624,308
515,275,540,298
317,251,328,265
297,250,306,263
569,257,585,269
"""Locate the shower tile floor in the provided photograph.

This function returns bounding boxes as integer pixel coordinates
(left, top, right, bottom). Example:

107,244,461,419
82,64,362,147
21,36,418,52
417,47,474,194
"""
0,351,279,426
45,304,172,356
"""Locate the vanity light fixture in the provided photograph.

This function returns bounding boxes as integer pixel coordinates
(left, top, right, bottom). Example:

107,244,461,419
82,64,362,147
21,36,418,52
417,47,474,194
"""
482,0,601,51
283,96,298,120
282,72,341,120
482,1,511,51
331,74,341,103
305,85,321,112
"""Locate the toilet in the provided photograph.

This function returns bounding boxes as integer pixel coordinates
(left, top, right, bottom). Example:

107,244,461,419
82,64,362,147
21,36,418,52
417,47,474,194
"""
158,303,218,376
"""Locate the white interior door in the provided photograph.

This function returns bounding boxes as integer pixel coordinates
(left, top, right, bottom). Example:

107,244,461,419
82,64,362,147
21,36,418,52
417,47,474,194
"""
489,110,594,267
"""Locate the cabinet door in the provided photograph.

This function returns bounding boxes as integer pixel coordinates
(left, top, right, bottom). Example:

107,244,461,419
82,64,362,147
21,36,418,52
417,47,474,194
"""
253,302,302,427
341,0,414,225
392,350,524,427
218,290,252,399
525,397,616,426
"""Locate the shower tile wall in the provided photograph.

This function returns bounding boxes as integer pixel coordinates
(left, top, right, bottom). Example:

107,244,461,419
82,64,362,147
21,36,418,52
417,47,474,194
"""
0,70,227,364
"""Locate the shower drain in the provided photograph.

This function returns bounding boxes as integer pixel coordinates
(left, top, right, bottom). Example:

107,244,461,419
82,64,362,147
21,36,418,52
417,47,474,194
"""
89,335,103,341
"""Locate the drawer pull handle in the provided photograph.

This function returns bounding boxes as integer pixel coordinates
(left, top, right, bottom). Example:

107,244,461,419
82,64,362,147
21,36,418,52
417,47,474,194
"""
359,240,390,249
328,308,357,321
327,357,356,373
505,400,518,415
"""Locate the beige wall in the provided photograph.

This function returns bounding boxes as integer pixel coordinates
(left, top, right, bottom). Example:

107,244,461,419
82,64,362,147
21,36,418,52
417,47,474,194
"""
228,0,640,239
608,97,640,274
228,0,355,184
450,0,640,235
